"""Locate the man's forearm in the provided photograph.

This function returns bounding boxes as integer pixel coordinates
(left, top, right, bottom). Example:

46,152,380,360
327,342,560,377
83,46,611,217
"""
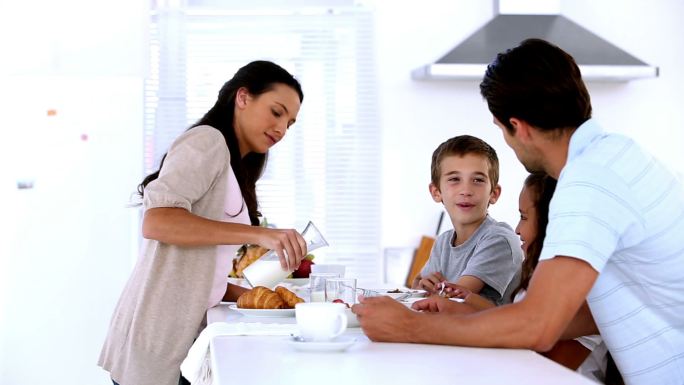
412,302,546,349
464,293,496,311
412,257,598,351
560,301,598,339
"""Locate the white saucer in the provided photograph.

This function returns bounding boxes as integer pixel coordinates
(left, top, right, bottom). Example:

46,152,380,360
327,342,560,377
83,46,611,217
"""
287,336,356,352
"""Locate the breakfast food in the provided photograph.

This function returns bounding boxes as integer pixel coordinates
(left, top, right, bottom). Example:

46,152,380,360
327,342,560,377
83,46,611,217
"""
231,244,318,280
236,286,304,309
237,286,285,309
332,298,351,308
291,254,315,278
275,286,305,308
231,245,269,278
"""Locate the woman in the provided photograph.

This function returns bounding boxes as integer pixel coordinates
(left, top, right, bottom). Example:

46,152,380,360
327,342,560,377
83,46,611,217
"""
99,61,308,385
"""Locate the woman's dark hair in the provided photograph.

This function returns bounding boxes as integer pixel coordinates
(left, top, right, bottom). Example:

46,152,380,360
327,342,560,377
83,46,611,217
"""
138,60,303,225
510,173,557,300
480,38,592,133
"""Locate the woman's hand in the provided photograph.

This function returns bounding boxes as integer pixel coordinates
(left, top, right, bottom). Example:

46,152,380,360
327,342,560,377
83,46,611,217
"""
257,227,307,270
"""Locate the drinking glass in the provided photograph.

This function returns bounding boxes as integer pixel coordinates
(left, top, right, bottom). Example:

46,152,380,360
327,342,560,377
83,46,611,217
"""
325,278,358,306
308,272,340,302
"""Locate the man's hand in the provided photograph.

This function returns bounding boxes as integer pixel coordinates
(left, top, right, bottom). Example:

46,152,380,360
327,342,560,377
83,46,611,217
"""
411,296,480,315
352,296,420,342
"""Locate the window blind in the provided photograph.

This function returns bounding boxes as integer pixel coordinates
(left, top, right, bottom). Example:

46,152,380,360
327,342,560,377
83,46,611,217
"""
145,2,381,283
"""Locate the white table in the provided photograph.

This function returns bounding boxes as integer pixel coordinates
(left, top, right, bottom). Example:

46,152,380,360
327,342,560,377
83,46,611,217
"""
206,304,595,385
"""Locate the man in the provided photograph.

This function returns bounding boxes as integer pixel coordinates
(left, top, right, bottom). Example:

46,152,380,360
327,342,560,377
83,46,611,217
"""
352,39,684,385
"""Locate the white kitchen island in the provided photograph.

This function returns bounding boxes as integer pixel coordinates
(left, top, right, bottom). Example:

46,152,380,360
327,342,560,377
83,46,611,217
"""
206,304,596,385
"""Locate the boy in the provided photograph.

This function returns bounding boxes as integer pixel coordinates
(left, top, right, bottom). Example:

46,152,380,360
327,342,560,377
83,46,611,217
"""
412,135,523,305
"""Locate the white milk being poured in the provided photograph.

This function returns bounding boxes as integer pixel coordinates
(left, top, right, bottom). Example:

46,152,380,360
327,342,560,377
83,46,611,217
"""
242,251,290,289
243,221,330,289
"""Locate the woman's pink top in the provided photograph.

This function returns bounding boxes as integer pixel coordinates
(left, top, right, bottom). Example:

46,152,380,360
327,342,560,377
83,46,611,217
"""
207,164,250,308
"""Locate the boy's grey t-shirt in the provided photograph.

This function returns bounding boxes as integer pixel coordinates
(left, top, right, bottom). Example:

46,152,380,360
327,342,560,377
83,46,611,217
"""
420,215,523,305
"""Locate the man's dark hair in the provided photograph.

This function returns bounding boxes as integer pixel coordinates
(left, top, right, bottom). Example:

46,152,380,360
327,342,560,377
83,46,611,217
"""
480,38,592,133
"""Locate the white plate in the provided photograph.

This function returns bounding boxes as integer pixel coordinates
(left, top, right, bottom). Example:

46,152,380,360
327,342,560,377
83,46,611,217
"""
228,304,295,318
281,278,309,286
288,336,356,352
226,278,309,288
372,289,427,300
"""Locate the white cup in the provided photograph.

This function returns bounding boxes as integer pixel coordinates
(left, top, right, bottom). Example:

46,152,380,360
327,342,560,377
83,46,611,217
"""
311,264,346,277
295,302,348,342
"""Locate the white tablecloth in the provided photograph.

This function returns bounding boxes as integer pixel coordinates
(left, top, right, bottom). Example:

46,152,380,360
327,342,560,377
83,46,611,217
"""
204,303,595,385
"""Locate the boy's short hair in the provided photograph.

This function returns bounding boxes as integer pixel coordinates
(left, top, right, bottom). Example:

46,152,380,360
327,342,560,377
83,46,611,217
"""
431,135,500,189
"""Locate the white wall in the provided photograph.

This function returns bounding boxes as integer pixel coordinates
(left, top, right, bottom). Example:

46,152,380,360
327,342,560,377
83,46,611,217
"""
374,0,684,250
0,1,145,384
1,1,683,384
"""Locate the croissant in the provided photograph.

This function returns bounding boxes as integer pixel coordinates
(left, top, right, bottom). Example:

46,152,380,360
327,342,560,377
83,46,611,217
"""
275,286,304,308
237,286,285,309
233,245,269,278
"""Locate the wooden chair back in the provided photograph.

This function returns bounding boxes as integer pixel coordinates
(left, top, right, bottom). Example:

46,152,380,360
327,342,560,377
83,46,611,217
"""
405,235,435,287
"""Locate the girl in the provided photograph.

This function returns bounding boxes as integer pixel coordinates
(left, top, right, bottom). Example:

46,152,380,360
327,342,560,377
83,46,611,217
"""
99,61,308,385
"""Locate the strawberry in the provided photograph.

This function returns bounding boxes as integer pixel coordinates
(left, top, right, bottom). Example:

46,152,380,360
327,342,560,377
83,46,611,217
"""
292,254,315,278
332,299,350,308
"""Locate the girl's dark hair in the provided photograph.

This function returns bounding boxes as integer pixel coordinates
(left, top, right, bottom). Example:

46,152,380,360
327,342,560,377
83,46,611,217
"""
138,60,303,225
510,173,557,300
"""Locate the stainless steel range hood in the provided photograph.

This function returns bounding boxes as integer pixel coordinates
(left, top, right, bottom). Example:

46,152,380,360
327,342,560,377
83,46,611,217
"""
412,5,658,82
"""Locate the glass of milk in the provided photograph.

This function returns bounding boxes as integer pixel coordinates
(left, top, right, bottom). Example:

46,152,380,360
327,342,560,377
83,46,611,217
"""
309,273,341,302
243,221,329,288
